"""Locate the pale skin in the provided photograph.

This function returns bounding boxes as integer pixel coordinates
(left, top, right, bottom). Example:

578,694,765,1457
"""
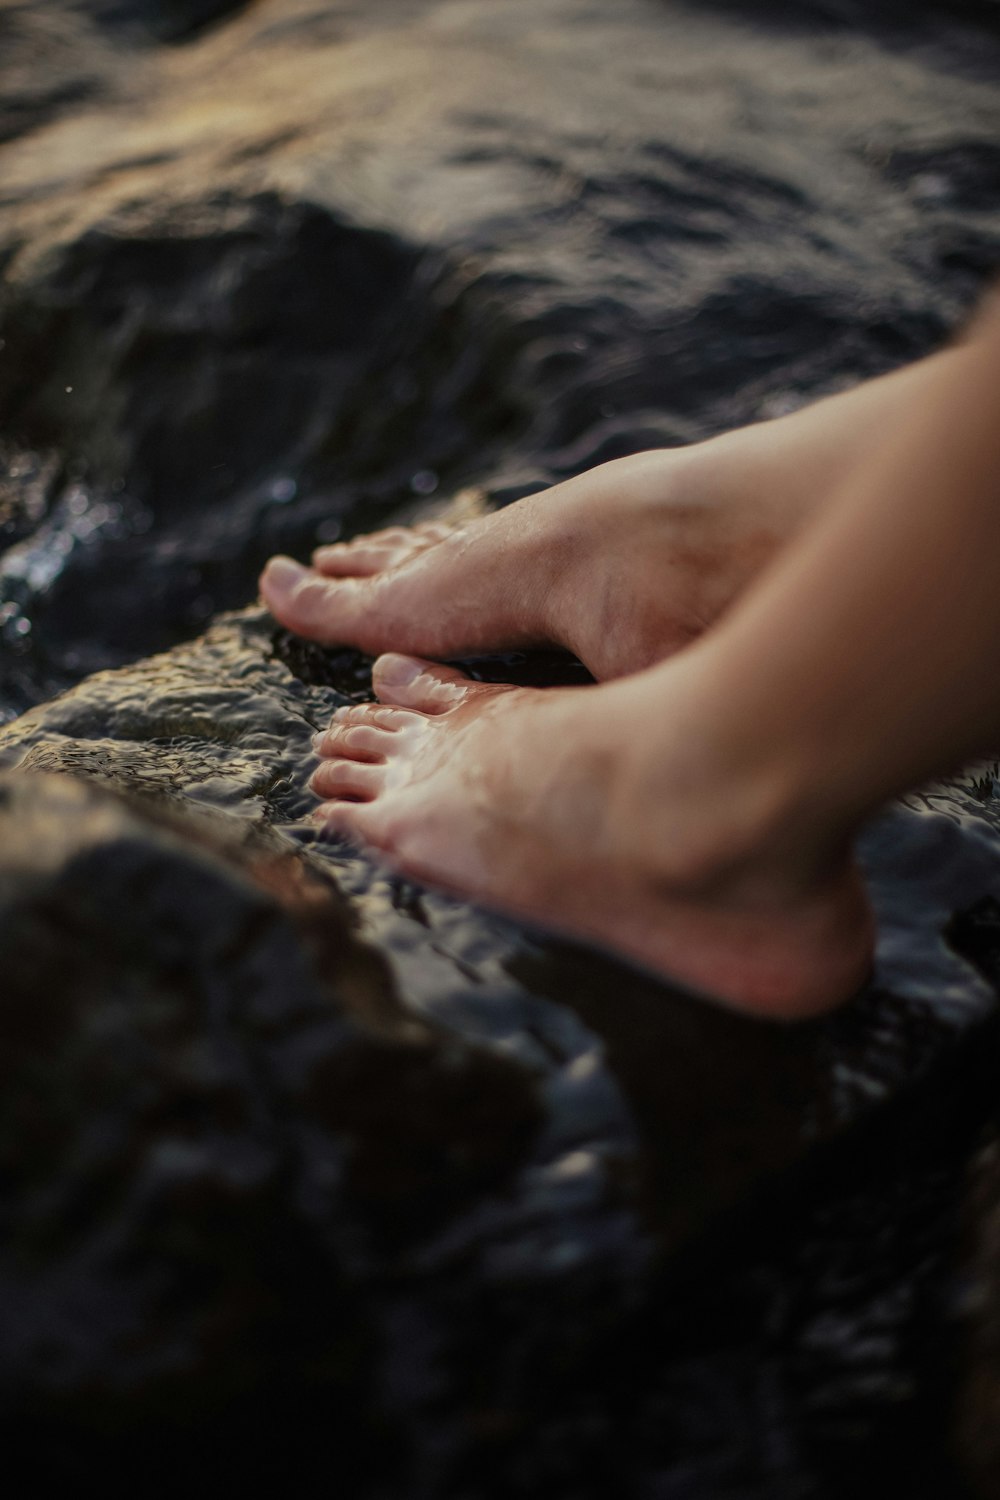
260,291,1000,1019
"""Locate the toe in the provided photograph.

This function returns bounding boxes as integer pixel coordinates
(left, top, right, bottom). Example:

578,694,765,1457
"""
313,799,385,847
327,703,425,732
372,654,476,713
313,723,393,761
260,554,307,600
372,654,519,714
309,758,384,801
259,555,373,645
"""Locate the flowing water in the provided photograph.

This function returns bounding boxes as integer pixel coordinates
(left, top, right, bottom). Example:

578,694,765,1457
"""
2,1,1000,1494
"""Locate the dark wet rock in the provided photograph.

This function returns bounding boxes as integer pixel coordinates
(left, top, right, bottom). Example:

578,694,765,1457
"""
0,3,120,148
80,0,254,42
1,612,1000,1492
0,443,58,549
943,899,1000,1500
0,770,550,1493
959,1128,1000,1500
3,0,1000,1493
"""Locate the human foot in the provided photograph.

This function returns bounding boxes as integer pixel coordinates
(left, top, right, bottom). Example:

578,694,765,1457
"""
308,652,875,1019
260,447,793,681
261,360,952,681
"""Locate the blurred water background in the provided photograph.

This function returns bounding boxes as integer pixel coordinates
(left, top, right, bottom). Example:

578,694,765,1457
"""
3,3,1000,1496
2,0,999,717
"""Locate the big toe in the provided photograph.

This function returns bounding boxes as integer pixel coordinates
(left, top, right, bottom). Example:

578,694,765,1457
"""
259,555,369,644
373,654,512,714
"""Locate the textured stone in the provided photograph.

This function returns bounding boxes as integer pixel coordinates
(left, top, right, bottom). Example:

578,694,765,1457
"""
81,1,254,42
0,770,551,1492
1,606,1000,1491
3,1,1000,1493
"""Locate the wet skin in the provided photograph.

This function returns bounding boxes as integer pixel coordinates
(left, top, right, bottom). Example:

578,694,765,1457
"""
260,353,957,681
261,452,783,682
308,650,875,1019
259,332,1000,1017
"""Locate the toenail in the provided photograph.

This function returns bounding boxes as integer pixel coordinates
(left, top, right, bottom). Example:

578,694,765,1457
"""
311,731,327,753
263,555,306,591
375,653,423,686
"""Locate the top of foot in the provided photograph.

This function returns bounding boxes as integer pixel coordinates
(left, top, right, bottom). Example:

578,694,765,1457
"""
260,450,786,681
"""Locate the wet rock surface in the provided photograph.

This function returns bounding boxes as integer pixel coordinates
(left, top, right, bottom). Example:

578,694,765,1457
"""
2,0,1000,1494
2,612,1000,1495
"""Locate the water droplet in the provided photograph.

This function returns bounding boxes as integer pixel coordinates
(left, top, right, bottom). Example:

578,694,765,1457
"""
270,476,297,504
316,518,342,543
65,386,73,394
758,391,801,420
410,469,439,496
913,171,949,203
13,617,31,636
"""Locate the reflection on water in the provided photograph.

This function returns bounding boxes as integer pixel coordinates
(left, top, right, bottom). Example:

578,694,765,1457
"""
2,0,1000,1492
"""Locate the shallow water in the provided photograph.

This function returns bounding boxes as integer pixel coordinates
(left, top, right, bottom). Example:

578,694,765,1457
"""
2,0,1000,1494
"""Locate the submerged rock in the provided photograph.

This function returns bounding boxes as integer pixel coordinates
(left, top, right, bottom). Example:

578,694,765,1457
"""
82,0,254,42
945,899,1000,1500
0,769,554,1492
1,609,1000,1493
2,0,1000,1493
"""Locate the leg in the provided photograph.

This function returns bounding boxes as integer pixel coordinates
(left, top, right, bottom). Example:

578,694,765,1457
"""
261,350,966,681
309,292,1000,1018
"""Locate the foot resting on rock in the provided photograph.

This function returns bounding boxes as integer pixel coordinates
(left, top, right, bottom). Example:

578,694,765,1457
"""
271,338,997,1017
260,360,950,680
262,453,785,681
309,651,875,1020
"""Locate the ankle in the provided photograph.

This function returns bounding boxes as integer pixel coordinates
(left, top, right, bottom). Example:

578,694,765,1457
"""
612,648,851,906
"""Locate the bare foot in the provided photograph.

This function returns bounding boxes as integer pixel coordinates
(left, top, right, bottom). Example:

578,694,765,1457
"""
308,652,874,1019
260,446,794,681
260,355,959,681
